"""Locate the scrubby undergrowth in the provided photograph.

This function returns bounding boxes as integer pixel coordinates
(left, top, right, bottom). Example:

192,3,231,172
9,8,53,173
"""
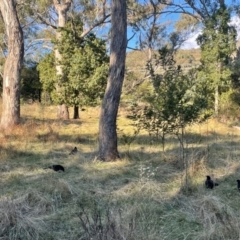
0,103,240,239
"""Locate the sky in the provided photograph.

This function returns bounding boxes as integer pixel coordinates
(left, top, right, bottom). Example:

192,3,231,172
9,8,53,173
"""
181,32,201,49
181,15,240,49
129,0,240,50
179,0,240,49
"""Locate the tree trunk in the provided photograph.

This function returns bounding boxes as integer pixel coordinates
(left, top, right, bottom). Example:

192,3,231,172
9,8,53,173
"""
53,0,71,120
215,62,222,117
38,89,41,102
73,105,79,119
0,0,24,129
98,0,127,161
214,85,219,116
57,104,69,119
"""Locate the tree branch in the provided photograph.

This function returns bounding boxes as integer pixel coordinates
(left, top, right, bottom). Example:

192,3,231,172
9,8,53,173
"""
80,15,111,38
35,11,57,29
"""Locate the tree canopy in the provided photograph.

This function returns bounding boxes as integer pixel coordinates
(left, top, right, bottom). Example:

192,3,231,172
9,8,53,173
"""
37,20,109,110
197,2,237,115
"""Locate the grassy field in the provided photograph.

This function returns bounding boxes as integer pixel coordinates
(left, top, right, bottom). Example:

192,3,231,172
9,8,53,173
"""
1,103,240,239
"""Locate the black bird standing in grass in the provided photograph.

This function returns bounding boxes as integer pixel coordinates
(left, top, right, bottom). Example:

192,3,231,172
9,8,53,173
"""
69,147,78,155
44,164,65,172
205,175,219,189
237,180,240,191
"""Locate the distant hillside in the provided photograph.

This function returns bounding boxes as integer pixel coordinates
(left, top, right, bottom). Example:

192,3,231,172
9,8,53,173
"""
126,40,240,76
175,48,201,70
126,48,201,78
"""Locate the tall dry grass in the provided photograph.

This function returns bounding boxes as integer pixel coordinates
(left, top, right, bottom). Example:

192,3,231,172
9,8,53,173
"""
0,103,240,239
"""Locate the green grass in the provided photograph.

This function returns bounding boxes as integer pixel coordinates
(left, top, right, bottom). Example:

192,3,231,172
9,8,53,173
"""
1,103,240,239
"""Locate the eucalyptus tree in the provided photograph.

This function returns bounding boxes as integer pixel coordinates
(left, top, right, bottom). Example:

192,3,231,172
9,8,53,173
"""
0,14,5,79
0,0,24,129
53,0,72,119
164,0,231,20
196,1,236,115
98,0,127,161
0,0,47,129
0,15,4,93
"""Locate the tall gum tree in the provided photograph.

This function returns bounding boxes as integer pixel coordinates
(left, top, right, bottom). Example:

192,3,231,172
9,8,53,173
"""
53,0,71,119
0,0,24,129
98,0,127,161
196,0,236,115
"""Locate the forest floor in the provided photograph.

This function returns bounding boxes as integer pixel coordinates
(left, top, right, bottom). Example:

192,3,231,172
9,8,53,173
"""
1,103,240,240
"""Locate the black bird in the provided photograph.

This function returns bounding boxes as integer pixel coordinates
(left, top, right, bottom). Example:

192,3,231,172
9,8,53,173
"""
237,180,240,191
44,164,65,172
69,146,78,155
205,175,219,189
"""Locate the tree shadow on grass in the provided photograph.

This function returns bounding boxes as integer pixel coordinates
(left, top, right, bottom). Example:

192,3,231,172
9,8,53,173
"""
35,132,97,145
1,114,240,239
20,116,83,126
1,134,240,239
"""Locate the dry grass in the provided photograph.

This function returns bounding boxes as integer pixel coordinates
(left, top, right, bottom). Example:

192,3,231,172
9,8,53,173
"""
0,190,53,239
0,103,240,239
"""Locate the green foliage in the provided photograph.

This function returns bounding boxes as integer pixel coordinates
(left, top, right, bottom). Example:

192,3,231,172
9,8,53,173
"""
21,64,41,102
231,49,240,83
37,18,109,107
130,48,210,146
37,52,57,101
196,3,236,112
218,47,240,119
219,89,240,119
68,34,109,106
175,13,199,33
